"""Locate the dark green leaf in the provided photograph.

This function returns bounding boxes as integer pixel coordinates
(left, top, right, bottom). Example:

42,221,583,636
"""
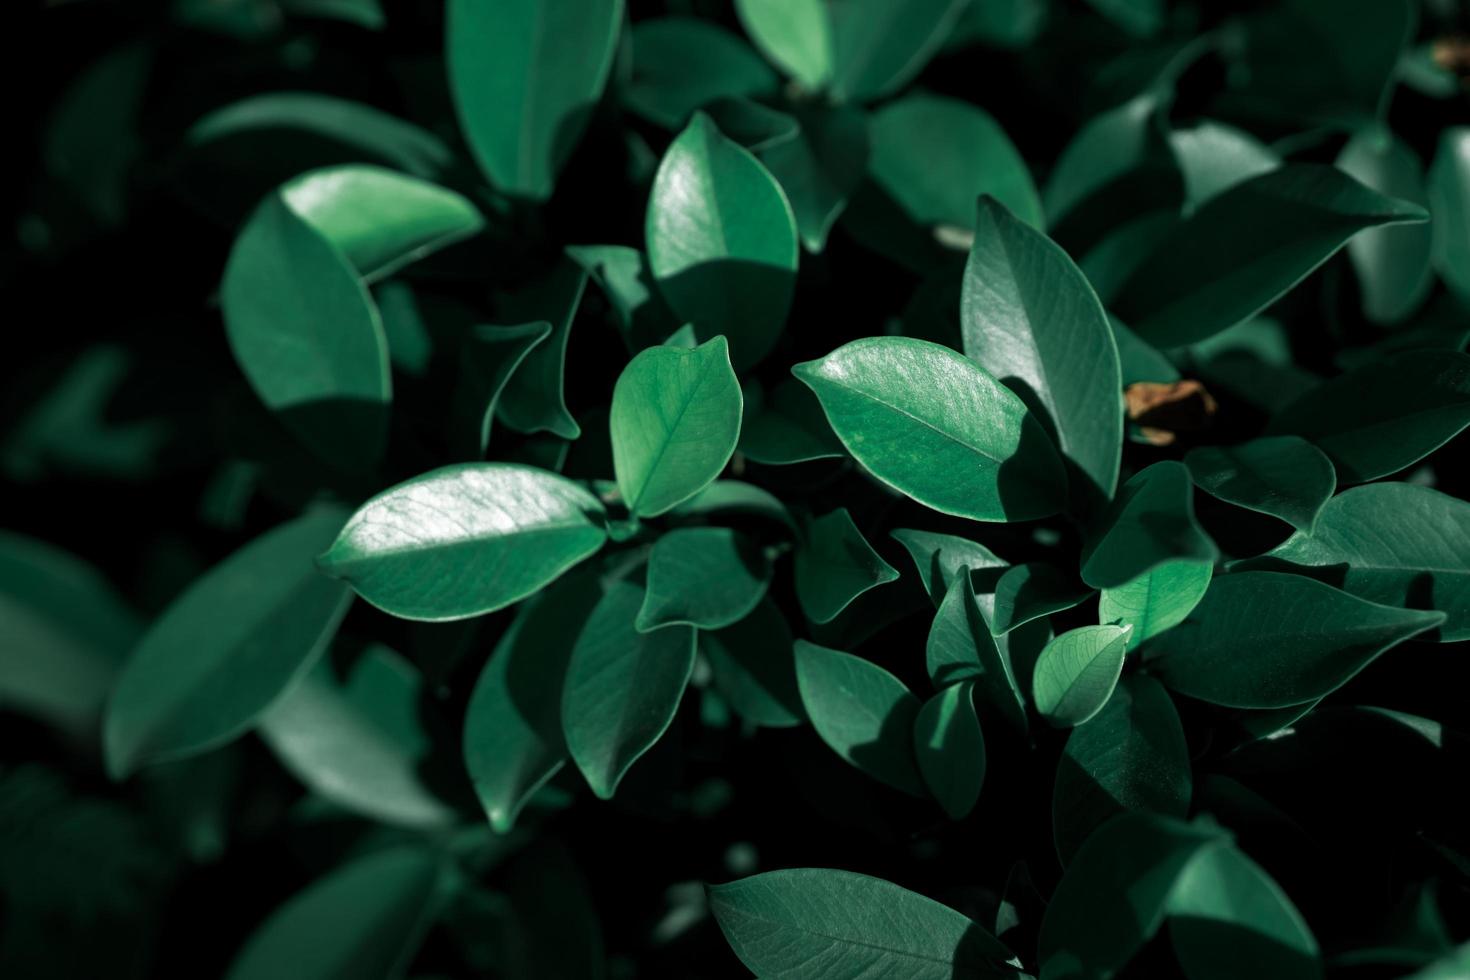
563,580,697,798
1111,316,1180,386
623,18,776,130
609,335,743,518
1084,0,1161,37
1045,94,1174,231
105,509,351,778
739,377,845,465
452,321,552,457
823,0,968,103
567,244,676,353
1429,127,1470,301
1082,461,1217,590
1337,127,1433,323
703,596,803,728
914,681,986,820
446,0,623,200
637,527,771,631
319,464,607,621
1146,571,1446,708
794,337,1068,523
760,103,869,252
1032,624,1131,727
926,571,1029,734
1184,436,1336,532
795,507,899,624
892,528,1007,606
1098,561,1212,644
794,640,924,795
669,479,795,532
990,562,1090,635
1168,120,1280,209
495,259,589,440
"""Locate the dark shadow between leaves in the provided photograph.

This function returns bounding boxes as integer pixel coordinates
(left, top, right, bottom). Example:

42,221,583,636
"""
995,406,1072,522
1002,375,1108,519
276,396,390,481
654,259,795,370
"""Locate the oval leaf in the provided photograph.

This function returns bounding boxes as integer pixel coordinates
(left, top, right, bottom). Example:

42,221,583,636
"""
1081,461,1217,590
794,507,899,624
637,526,772,631
1184,436,1336,532
1337,127,1433,324
624,18,776,130
1033,624,1131,728
1098,560,1213,645
892,528,1007,606
926,571,1029,734
914,681,986,820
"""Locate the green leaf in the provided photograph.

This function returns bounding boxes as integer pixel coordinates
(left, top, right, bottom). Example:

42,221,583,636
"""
1032,624,1131,728
794,507,899,624
637,527,771,631
452,321,552,457
708,868,1019,979
1337,127,1433,323
1166,845,1321,980
870,95,1042,234
734,0,831,91
760,102,869,252
794,640,924,795
703,596,803,728
704,96,804,153
1084,0,1162,37
623,18,776,130
609,335,743,518
794,337,1068,523
278,165,484,282
914,681,986,820
1239,483,1470,642
1111,316,1180,386
1045,94,1175,231
668,479,795,532
990,562,1090,634
562,580,697,798
1115,165,1430,348
892,528,1007,606
224,845,441,980
1168,120,1281,209
1429,127,1470,301
823,0,968,103
1146,571,1446,708
1267,350,1470,483
104,509,351,778
260,646,453,829
926,571,1029,734
739,377,845,465
948,0,1047,49
446,0,623,200
319,464,607,621
495,259,589,440
1082,462,1217,590
645,112,799,370
568,244,676,353
1053,674,1190,865
961,196,1123,504
1098,561,1212,645
221,192,390,473
1184,436,1335,532
463,567,602,832
1038,813,1225,980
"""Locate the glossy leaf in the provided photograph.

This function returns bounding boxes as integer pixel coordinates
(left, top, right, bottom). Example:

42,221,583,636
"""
708,868,1019,980
224,846,440,980
703,596,803,728
637,527,771,631
794,640,924,795
739,377,845,465
914,681,986,820
1098,561,1212,645
1429,127,1470,301
1115,165,1430,348
1267,350,1470,483
990,562,1090,635
318,464,607,621
260,646,452,828
961,195,1122,503
1146,571,1446,708
892,528,1007,606
794,337,1068,523
624,18,775,129
1185,436,1335,532
446,0,623,200
104,509,351,778
463,568,603,832
1082,462,1217,590
1241,483,1470,642
453,321,552,457
1053,674,1190,864
645,112,798,370
794,507,899,624
1337,127,1433,323
609,335,742,518
1032,624,1131,728
562,580,697,799
926,571,1029,734
870,95,1042,233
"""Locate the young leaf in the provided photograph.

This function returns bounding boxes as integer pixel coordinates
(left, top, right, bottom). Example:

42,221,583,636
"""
794,507,899,624
794,337,1068,523
1239,483,1470,641
463,568,603,832
1053,674,1190,865
452,321,552,457
961,195,1123,503
318,464,607,621
1266,350,1470,483
1184,436,1336,532
914,681,986,820
446,0,623,200
261,646,453,829
892,528,1007,606
221,193,390,473
562,580,697,799
794,640,925,795
703,596,803,728
990,562,1090,635
1146,571,1447,708
623,18,776,130
609,335,742,518
637,527,772,631
1429,127,1470,301
494,259,589,440
733,0,831,91
1114,165,1429,348
645,112,798,370
105,509,351,778
1337,127,1433,323
870,95,1042,233
224,846,441,980
926,571,1028,734
1081,461,1217,590
1032,624,1131,728
739,377,845,465
1098,561,1213,645
708,868,1020,980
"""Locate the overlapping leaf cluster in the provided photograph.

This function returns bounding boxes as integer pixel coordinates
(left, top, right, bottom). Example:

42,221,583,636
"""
7,0,1470,977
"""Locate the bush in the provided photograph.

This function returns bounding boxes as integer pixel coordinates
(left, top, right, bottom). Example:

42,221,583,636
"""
6,0,1470,977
